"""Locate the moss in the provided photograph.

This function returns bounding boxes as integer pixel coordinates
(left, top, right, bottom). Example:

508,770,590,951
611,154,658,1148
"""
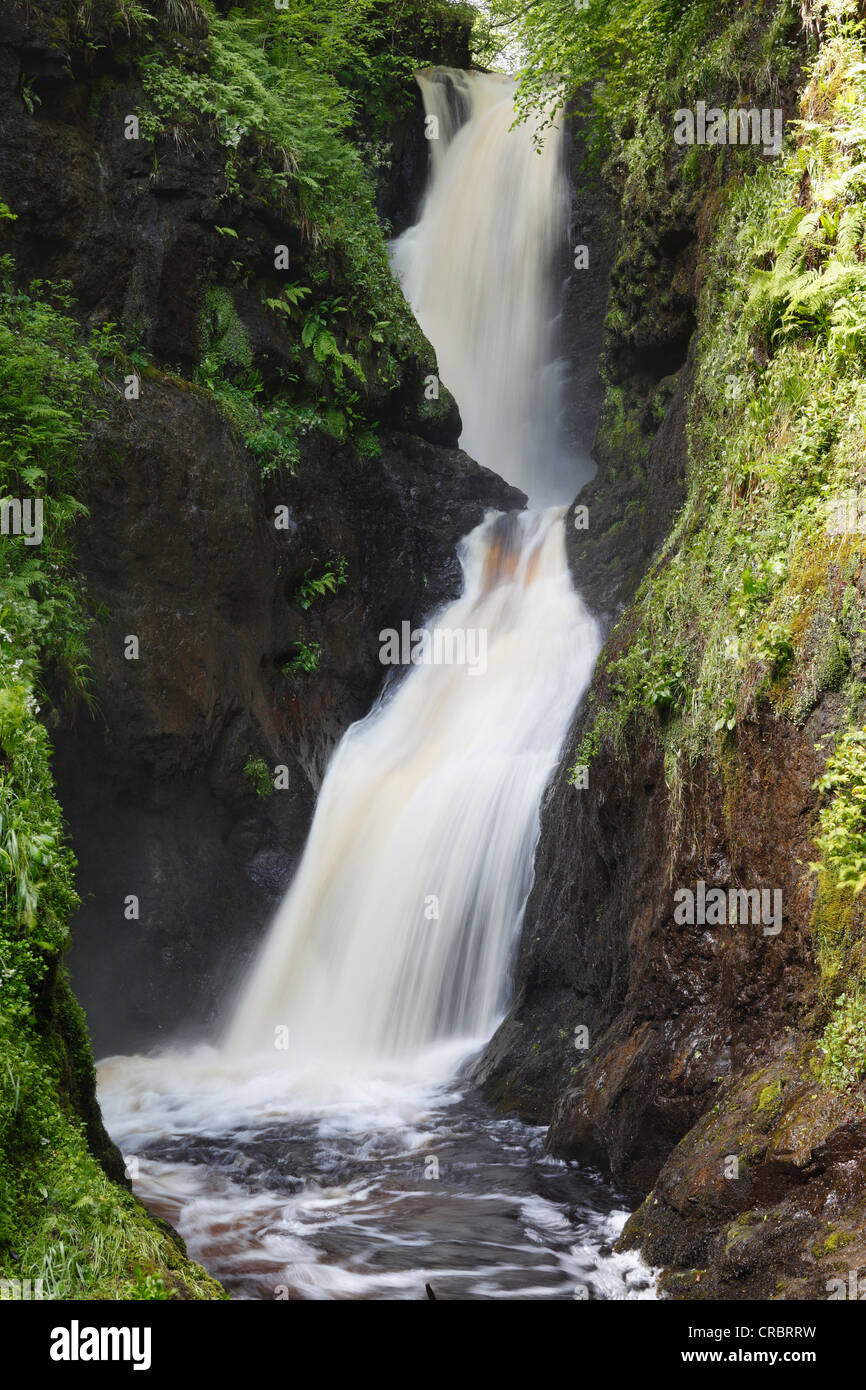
572,20,866,1018
723,1211,763,1254
823,1229,854,1254
809,870,864,994
200,286,252,376
818,989,866,1091
595,382,651,469
243,756,273,800
755,1079,784,1116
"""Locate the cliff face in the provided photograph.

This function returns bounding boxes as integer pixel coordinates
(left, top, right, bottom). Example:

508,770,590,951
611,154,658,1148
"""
50,384,518,1052
6,0,865,1309
480,2,866,1299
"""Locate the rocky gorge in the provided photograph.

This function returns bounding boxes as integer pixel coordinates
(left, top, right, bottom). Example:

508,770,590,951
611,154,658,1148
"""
1,0,865,1309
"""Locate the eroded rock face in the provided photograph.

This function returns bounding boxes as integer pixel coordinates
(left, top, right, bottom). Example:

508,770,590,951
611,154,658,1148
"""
479,710,813,1146
0,2,458,437
543,709,822,1189
620,1036,866,1300
476,654,866,1294
477,74,866,1295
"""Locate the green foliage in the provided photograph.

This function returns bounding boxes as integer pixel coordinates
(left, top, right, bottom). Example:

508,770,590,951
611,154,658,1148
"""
537,7,866,1086
200,285,252,375
814,728,866,894
341,0,477,133
0,0,467,1298
137,0,421,351
570,722,600,781
295,556,348,611
0,260,97,734
197,293,307,474
141,2,453,468
746,205,866,353
122,1268,176,1299
819,989,866,1088
243,756,273,800
301,307,364,385
481,0,797,160
284,635,322,676
575,14,866,798
0,261,222,1300
264,283,311,318
642,653,689,715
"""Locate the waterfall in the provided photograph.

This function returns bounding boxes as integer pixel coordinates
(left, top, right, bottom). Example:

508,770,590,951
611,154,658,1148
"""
224,68,601,1069
390,69,593,508
226,509,598,1062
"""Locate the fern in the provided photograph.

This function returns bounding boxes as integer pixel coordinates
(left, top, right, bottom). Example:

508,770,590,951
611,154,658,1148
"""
837,203,866,259
747,203,866,349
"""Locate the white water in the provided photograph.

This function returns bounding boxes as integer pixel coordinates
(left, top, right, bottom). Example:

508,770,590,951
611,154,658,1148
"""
225,508,597,1063
97,70,656,1299
99,1047,656,1300
391,69,593,507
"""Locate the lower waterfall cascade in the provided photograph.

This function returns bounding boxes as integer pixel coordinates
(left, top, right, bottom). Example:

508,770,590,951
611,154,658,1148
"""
225,508,598,1064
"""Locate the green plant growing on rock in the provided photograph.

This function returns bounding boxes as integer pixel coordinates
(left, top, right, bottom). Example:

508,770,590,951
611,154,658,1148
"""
243,756,273,800
264,284,311,319
136,1,425,360
819,989,866,1089
295,556,347,611
284,635,322,676
125,1268,175,1299
0,260,223,1298
566,10,866,806
814,727,866,895
713,697,737,735
643,653,688,716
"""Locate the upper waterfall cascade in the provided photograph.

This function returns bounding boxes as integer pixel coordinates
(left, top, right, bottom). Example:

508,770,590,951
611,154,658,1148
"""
391,68,593,508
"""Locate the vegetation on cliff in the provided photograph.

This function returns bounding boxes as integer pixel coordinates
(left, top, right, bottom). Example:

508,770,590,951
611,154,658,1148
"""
514,0,866,1095
0,258,224,1297
125,0,464,461
477,0,866,1295
0,0,471,1298
8,0,866,1304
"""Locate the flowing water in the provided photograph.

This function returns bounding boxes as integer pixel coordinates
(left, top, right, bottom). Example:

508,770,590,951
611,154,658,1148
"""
390,68,592,507
225,510,596,1062
99,1047,654,1300
98,70,656,1301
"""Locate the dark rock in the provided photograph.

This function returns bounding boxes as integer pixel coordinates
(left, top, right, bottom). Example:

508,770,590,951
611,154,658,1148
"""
479,700,822,1182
